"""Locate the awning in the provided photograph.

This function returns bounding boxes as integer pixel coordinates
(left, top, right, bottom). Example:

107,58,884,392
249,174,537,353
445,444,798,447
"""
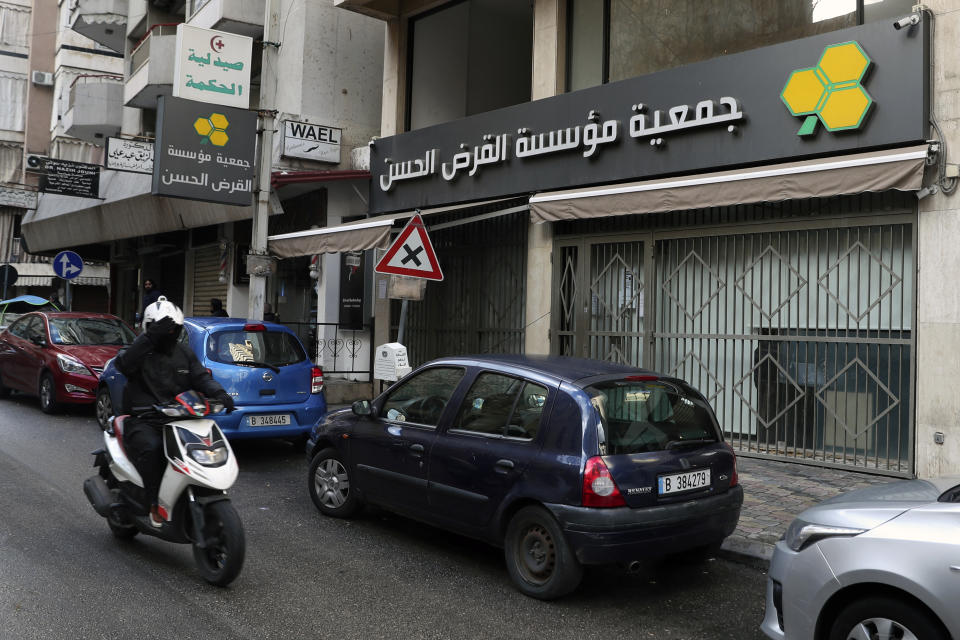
529,146,929,223
22,169,282,253
268,198,528,258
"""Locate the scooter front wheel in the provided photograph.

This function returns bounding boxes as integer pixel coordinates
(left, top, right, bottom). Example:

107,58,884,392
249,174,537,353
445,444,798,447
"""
192,500,245,587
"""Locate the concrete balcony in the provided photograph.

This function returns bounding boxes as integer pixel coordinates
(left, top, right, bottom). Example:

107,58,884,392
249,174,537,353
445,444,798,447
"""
188,0,265,38
334,0,417,20
63,76,124,143
69,0,128,53
123,24,177,109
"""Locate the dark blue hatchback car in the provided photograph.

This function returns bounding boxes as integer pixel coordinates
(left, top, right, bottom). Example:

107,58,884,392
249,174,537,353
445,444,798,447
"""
98,317,326,441
306,355,742,599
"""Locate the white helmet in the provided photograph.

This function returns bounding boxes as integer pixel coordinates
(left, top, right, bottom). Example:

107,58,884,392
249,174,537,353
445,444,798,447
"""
142,295,184,330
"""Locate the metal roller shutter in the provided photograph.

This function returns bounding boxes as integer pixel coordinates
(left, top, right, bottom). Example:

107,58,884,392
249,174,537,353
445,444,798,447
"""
192,245,228,317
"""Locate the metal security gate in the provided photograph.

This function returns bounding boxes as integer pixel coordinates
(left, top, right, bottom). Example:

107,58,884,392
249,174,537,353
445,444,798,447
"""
554,212,915,476
401,209,528,366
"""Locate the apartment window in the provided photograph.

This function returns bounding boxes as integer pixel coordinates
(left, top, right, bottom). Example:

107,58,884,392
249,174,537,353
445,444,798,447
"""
407,0,533,131
567,0,916,91
0,3,30,51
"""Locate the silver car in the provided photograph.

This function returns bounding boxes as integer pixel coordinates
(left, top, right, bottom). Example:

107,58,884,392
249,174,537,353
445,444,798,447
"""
761,477,960,640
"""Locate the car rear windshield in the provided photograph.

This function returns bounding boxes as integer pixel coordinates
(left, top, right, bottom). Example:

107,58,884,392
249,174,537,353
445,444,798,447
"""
207,330,307,367
586,379,719,455
48,318,136,346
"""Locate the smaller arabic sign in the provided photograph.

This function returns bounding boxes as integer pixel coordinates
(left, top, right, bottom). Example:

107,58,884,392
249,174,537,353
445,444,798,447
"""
173,24,252,109
153,96,257,206
0,185,38,209
39,159,100,199
105,138,154,174
282,120,342,163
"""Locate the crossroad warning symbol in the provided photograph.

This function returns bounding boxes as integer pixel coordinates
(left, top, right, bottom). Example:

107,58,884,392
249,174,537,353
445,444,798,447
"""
375,214,443,281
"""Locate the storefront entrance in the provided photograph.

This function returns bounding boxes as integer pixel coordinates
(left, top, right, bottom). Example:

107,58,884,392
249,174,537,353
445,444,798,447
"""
554,198,915,476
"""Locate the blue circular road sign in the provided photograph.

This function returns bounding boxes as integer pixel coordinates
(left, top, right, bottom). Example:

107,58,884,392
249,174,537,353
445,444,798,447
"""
53,250,83,281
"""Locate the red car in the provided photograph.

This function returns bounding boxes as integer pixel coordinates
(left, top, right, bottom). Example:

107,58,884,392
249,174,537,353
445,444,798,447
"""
0,312,136,414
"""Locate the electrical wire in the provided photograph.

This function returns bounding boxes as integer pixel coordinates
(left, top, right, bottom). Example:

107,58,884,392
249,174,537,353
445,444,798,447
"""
925,8,958,195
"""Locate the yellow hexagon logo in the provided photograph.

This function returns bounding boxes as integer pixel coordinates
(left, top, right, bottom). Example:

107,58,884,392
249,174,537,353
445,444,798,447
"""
209,130,229,147
192,113,230,147
193,117,214,137
209,113,229,131
818,42,870,84
819,85,872,131
781,68,827,116
780,41,873,136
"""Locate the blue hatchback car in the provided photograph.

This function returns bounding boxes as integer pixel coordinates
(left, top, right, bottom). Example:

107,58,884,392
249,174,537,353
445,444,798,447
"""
305,355,742,599
97,318,327,441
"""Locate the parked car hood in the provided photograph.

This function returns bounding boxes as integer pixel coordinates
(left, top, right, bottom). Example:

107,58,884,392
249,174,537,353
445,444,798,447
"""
57,344,124,369
797,479,945,531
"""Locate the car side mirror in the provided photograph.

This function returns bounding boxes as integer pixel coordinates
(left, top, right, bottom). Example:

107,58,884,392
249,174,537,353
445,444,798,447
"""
352,400,372,416
30,335,46,347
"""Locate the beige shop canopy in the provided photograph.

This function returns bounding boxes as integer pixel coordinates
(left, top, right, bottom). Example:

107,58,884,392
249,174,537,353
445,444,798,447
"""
268,198,528,258
529,146,929,223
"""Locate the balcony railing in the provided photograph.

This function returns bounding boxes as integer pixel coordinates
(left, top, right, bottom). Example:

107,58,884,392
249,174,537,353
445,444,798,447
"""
129,23,180,76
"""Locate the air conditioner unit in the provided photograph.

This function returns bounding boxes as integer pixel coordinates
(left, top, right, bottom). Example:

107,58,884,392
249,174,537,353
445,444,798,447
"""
25,154,47,172
31,71,54,87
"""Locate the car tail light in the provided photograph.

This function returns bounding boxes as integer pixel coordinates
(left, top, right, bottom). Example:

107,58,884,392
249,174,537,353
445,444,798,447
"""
244,323,266,332
582,456,626,508
311,366,324,394
724,442,739,488
625,374,659,382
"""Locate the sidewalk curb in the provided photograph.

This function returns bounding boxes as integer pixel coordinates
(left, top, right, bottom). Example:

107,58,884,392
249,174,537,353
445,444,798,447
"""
719,535,774,570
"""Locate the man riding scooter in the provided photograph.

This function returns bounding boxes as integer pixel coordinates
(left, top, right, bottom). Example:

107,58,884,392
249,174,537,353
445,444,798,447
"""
115,296,235,526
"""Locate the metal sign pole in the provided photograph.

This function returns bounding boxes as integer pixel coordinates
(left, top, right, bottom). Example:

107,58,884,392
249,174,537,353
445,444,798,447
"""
246,0,280,321
397,299,409,344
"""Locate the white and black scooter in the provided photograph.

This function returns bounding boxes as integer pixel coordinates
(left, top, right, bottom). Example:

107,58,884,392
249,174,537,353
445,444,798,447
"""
83,390,245,586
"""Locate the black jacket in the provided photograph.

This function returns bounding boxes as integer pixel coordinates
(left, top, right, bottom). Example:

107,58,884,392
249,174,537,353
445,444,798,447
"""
115,333,226,414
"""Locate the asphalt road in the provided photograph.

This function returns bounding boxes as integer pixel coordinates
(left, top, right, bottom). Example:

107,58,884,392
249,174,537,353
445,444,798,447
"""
0,394,769,640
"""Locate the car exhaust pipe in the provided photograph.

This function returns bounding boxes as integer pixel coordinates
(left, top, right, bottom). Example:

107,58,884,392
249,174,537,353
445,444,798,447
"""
83,475,113,517
625,560,643,574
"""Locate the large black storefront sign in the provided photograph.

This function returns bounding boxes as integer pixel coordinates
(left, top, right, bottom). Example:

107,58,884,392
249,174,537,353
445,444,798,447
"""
153,96,257,206
370,18,928,214
39,159,101,199
338,251,366,330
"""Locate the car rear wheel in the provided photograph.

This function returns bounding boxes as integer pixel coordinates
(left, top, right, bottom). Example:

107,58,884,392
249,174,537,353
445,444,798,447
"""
0,372,11,398
828,596,947,640
95,386,113,430
308,448,361,518
504,505,583,600
39,373,59,414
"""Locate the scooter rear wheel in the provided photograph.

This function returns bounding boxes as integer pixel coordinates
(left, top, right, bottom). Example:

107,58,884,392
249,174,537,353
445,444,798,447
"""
192,500,245,587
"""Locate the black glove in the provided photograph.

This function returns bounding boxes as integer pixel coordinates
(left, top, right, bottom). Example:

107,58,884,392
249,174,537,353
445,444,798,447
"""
217,392,235,413
145,316,177,344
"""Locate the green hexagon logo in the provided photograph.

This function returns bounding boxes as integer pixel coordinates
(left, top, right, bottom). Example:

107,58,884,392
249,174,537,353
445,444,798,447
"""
781,41,873,136
192,113,230,147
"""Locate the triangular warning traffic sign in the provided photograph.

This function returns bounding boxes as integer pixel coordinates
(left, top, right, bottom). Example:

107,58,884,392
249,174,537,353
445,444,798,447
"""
375,215,444,281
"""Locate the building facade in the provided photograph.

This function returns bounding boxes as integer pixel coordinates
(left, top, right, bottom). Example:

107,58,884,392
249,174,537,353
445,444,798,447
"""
306,0,960,479
11,0,385,395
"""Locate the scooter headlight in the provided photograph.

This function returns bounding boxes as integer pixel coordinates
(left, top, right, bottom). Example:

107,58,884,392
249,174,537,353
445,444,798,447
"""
189,446,228,466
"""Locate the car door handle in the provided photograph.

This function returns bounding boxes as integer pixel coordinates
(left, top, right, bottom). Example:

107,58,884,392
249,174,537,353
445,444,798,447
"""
950,566,960,572
495,459,515,473
409,443,425,457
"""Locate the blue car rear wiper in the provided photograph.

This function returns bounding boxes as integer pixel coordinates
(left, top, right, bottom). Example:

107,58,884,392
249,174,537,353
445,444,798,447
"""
235,361,281,374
